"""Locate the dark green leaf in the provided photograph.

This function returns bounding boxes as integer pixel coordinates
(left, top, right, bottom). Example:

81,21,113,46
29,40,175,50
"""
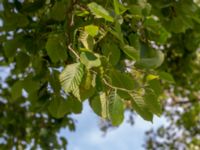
23,76,40,93
89,95,102,116
46,33,68,63
16,52,30,71
102,42,121,65
109,69,136,90
11,80,23,101
50,1,68,21
109,91,124,126
48,96,70,118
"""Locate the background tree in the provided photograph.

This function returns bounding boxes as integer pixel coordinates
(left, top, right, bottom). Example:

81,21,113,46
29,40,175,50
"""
0,0,199,149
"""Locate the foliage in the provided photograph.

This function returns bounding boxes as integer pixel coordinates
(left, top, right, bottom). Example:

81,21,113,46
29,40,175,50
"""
0,0,200,149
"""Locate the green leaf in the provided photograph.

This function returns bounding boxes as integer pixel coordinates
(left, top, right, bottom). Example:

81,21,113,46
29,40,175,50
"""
84,25,99,37
50,1,67,21
136,50,164,69
128,5,142,16
67,96,83,114
109,22,124,43
121,45,139,60
48,96,70,118
21,0,45,12
87,2,114,22
146,74,159,81
109,91,124,126
144,89,162,116
158,71,175,83
113,0,127,15
131,95,153,121
89,92,109,119
113,0,120,15
79,31,94,51
80,51,101,69
109,69,138,100
11,80,23,101
46,33,68,63
3,38,22,58
148,79,162,96
59,63,84,100
16,52,30,71
49,70,61,94
102,42,121,65
109,69,136,90
89,95,102,116
128,33,140,51
144,17,171,44
3,13,29,30
23,76,40,93
79,71,96,101
165,16,193,33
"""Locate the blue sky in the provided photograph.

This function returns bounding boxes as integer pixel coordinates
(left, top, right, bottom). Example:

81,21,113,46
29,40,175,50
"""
59,102,166,150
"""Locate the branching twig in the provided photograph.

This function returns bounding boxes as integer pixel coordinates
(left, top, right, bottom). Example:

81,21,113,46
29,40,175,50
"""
102,78,137,93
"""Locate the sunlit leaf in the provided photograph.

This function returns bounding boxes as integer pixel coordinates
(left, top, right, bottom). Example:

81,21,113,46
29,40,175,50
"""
59,63,84,100
88,2,114,22
80,51,101,69
84,25,99,37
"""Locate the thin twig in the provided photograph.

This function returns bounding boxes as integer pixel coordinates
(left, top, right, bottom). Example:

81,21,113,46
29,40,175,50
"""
68,44,80,59
173,99,199,105
102,78,137,93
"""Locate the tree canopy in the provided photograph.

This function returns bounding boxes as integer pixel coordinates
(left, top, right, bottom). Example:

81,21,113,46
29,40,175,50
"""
0,0,200,149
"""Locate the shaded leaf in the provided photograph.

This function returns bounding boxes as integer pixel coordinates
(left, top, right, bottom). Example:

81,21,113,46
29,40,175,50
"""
46,33,68,63
102,42,121,65
89,95,102,116
109,91,124,126
144,88,162,116
158,71,175,83
48,96,70,118
50,1,68,21
109,69,136,90
131,95,153,121
11,80,23,101
16,52,30,71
